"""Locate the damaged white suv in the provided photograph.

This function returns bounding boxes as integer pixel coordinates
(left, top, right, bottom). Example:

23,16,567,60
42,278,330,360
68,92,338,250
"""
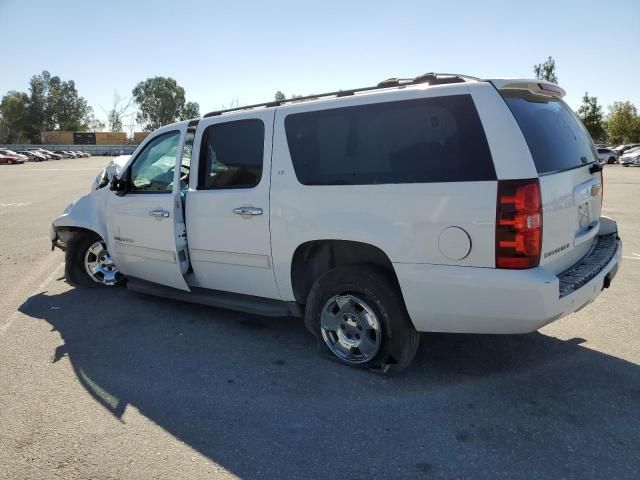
51,74,622,373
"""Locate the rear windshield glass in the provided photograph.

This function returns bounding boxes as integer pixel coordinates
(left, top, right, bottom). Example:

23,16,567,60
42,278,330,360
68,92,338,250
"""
502,91,597,174
284,94,495,185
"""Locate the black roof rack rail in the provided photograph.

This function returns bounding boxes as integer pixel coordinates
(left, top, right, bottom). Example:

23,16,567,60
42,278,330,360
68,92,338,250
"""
202,73,481,118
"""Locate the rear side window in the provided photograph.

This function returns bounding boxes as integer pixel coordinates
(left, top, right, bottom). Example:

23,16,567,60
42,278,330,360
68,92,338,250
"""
198,119,264,189
502,91,597,174
284,95,495,185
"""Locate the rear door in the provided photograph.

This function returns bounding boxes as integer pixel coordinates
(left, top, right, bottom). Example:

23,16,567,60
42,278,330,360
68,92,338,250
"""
185,110,280,299
500,89,603,273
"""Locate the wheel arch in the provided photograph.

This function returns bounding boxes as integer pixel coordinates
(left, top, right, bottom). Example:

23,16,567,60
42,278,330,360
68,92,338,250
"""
52,192,109,247
290,239,401,304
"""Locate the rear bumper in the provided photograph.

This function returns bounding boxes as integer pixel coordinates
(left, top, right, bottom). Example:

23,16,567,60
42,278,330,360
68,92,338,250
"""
396,227,622,334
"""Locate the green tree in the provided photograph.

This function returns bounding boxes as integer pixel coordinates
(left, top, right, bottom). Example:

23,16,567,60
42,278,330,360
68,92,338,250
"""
47,76,91,131
274,90,285,102
26,70,52,138
21,70,92,141
180,101,200,120
577,92,606,142
132,76,198,130
0,91,30,143
533,56,558,83
607,101,640,144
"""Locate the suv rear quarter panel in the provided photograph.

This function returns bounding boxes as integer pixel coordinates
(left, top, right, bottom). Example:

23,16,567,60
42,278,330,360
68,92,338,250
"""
467,82,537,180
270,85,500,301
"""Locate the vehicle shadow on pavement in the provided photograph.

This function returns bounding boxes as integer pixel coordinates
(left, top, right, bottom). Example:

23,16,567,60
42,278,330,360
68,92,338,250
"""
20,284,640,480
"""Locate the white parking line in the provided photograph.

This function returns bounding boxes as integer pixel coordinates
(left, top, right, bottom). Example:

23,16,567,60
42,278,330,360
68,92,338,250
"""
0,202,32,207
622,256,640,261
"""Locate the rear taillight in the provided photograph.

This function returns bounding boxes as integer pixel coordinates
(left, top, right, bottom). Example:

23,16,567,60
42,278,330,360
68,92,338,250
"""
496,179,542,269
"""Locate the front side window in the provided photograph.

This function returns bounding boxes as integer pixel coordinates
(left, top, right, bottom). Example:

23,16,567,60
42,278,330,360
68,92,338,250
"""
130,131,181,193
284,95,495,185
198,119,264,189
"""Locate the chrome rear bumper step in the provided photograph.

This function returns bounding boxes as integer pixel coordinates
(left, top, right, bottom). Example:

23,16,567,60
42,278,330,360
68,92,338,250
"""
558,233,619,298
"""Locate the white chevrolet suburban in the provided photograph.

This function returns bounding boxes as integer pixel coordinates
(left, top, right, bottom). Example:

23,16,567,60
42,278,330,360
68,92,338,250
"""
51,73,622,373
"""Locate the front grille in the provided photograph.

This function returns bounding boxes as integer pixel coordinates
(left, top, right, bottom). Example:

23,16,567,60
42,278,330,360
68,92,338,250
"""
558,233,619,298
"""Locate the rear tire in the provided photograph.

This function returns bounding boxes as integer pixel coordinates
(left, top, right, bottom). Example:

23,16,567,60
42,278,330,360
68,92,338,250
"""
65,231,124,288
304,265,420,374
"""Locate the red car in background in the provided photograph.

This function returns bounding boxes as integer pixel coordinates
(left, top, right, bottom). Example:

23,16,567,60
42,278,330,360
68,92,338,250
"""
0,154,25,165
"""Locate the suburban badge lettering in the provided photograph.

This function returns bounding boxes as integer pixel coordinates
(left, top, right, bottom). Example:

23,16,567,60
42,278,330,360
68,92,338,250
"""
544,243,570,259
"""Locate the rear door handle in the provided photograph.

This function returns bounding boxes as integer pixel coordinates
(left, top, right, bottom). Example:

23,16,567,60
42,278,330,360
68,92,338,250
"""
149,209,170,218
233,206,263,216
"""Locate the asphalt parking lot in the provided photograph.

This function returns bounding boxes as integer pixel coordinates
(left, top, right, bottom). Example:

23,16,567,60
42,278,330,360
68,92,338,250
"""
0,157,639,479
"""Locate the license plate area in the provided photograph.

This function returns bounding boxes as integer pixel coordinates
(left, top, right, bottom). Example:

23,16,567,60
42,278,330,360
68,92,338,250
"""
578,201,591,229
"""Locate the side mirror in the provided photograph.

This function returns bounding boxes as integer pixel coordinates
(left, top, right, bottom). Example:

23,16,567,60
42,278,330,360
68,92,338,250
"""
110,176,128,196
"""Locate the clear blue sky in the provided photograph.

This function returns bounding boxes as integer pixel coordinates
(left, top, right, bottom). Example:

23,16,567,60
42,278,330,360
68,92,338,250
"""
1,0,638,126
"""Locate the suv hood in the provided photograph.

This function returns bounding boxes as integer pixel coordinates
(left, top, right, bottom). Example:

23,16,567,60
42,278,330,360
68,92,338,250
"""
109,154,131,176
92,155,131,191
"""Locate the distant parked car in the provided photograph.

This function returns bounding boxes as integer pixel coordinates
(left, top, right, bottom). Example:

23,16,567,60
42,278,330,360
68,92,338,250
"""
30,148,61,160
0,149,29,162
597,148,619,164
18,150,48,161
614,144,640,155
74,151,90,158
620,147,640,166
0,154,24,165
53,150,73,158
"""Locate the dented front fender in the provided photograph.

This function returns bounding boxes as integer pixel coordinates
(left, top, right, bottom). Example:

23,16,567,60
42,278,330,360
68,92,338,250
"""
51,187,111,249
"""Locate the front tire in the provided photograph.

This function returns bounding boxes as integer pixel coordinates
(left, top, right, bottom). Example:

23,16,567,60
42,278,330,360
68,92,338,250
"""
608,157,616,164
304,265,420,374
65,231,124,287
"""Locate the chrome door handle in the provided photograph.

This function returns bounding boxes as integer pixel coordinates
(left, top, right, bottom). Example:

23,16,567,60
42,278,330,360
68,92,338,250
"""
233,206,263,216
149,209,170,218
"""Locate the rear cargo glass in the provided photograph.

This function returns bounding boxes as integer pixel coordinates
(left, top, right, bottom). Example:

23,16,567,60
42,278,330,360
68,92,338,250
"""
284,94,495,185
502,91,597,174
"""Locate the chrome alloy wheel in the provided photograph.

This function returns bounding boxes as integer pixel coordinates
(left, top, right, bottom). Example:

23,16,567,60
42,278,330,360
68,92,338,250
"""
83,241,123,286
320,294,382,364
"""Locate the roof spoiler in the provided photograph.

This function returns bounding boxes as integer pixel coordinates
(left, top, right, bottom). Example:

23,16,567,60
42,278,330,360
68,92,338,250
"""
489,79,566,98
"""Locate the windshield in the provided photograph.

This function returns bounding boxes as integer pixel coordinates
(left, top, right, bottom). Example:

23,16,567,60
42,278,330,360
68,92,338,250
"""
502,91,597,174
